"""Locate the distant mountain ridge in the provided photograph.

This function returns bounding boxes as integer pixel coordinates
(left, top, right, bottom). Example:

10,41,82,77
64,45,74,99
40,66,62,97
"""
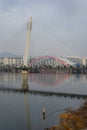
0,52,22,58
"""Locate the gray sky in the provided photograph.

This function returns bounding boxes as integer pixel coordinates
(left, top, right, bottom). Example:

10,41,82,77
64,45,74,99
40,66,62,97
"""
0,0,87,57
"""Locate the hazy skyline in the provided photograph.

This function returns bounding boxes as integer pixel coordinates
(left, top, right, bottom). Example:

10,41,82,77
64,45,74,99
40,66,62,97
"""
0,0,87,57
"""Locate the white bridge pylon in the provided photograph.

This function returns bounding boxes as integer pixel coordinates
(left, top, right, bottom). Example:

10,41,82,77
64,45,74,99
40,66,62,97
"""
23,17,32,67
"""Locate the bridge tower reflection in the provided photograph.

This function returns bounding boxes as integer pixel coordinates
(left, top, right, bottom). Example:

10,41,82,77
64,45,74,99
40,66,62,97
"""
21,76,31,130
21,72,29,90
24,93,31,130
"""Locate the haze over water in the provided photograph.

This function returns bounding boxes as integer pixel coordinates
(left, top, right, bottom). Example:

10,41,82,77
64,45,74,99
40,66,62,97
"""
0,73,86,130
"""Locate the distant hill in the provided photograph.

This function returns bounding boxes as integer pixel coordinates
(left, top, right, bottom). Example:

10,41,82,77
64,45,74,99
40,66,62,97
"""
0,52,22,58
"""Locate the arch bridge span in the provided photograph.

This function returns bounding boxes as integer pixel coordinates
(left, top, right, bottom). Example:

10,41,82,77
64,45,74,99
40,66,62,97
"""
29,56,75,68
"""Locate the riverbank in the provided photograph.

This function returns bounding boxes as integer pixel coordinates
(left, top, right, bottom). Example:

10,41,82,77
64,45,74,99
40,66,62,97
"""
0,67,87,74
46,102,87,130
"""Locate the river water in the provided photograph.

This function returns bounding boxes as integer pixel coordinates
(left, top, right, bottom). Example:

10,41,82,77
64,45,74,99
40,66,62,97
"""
0,73,87,130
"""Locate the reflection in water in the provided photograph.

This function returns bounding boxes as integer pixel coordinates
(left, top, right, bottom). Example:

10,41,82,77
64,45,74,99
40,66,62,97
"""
0,73,86,99
21,76,31,130
29,73,70,87
0,73,87,89
29,73,87,87
24,93,31,130
0,73,21,82
21,72,29,90
22,81,28,90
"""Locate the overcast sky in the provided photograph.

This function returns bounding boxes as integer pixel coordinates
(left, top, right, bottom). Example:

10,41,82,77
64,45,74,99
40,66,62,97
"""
0,0,87,57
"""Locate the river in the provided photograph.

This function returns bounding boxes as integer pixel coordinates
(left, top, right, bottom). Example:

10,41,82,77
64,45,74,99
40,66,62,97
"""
0,73,87,130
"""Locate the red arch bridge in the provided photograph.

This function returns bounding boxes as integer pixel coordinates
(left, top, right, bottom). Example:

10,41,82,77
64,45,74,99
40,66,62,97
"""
28,56,77,68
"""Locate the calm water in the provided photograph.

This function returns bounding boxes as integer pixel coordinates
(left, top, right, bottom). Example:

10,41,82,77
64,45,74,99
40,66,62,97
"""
0,73,87,130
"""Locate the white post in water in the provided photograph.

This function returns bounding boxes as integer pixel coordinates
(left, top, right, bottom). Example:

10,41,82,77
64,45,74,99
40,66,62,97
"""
24,17,32,67
42,107,46,120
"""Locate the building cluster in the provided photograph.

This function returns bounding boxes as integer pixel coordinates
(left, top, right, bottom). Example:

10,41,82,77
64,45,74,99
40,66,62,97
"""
82,57,87,66
0,56,87,67
0,57,23,67
67,56,82,66
67,56,87,66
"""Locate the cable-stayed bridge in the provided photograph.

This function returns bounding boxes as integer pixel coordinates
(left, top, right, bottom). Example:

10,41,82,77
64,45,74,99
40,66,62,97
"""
0,17,85,74
0,17,82,68
22,17,81,68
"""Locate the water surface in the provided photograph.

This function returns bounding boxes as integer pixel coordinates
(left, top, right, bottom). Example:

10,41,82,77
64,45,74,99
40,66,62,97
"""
0,73,86,130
